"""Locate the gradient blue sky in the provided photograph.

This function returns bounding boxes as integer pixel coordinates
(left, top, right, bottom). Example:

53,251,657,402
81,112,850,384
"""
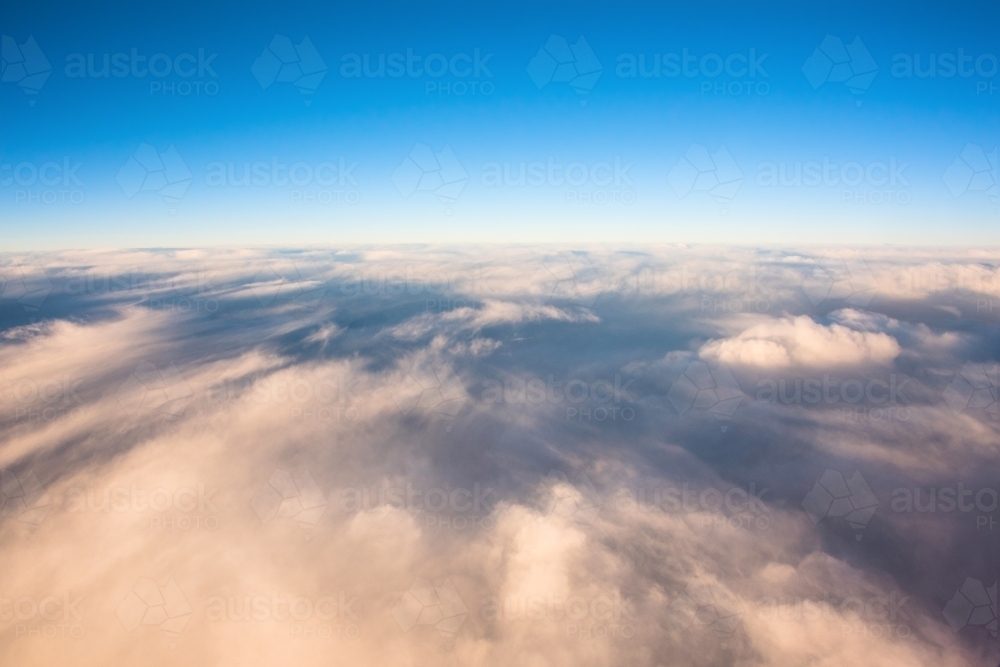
2,0,999,248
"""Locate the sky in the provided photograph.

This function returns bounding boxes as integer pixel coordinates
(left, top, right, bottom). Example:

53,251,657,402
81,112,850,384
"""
2,0,1000,247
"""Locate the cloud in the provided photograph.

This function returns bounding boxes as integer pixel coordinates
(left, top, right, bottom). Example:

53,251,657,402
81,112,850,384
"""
0,247,997,666
700,313,901,369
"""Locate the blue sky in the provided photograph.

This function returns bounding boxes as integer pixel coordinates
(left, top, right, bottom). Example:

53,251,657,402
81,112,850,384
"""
2,0,999,247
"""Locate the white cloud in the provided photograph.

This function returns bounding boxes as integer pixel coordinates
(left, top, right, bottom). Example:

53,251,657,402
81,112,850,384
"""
700,314,900,369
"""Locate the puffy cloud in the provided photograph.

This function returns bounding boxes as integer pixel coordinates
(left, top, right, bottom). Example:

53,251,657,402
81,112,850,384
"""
700,313,901,368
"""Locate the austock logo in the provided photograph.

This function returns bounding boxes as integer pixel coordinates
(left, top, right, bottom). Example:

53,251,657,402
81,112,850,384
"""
668,144,743,212
943,578,997,637
667,359,743,429
527,35,603,105
116,144,193,212
1,35,52,104
251,469,328,533
801,470,878,540
537,471,602,525
393,360,466,431
0,469,51,526
115,360,194,418
392,578,469,644
801,257,877,309
802,35,878,106
392,143,468,206
252,35,327,101
944,362,998,419
116,578,193,648
943,144,997,206
0,254,52,313
666,583,742,647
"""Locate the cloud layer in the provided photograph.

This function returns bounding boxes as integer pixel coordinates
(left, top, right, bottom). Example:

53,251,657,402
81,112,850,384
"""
0,246,997,666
